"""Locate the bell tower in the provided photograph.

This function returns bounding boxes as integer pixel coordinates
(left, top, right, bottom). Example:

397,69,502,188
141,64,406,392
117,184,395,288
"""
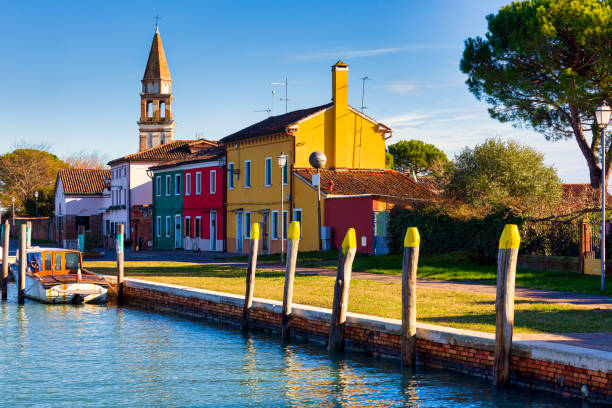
138,27,175,152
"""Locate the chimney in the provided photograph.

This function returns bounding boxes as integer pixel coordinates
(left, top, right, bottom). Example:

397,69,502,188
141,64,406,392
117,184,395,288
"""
332,60,348,168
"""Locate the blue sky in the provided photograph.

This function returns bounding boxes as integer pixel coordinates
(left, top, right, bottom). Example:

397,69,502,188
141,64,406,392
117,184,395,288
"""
0,0,582,182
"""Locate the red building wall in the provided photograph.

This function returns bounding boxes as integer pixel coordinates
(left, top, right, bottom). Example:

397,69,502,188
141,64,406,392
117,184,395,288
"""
324,196,374,254
183,164,224,247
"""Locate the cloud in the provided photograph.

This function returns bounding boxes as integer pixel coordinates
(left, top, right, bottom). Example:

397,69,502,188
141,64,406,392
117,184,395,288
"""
293,44,452,61
383,79,463,94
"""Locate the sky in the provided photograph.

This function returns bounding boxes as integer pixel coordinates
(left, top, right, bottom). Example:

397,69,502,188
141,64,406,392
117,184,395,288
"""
0,0,585,182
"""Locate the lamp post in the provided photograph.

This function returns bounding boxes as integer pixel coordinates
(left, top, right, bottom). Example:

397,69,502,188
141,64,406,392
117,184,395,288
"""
596,100,611,292
278,152,288,263
34,191,39,240
11,197,15,226
309,151,327,251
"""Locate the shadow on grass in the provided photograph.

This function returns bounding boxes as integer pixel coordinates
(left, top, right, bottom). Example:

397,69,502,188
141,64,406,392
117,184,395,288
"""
88,264,286,279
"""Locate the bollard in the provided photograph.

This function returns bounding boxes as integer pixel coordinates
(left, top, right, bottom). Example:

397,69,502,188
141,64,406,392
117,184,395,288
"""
328,228,357,352
1,221,9,301
241,223,260,331
281,221,301,341
493,224,520,386
78,225,85,253
26,221,32,248
18,224,26,304
116,224,125,306
401,227,420,367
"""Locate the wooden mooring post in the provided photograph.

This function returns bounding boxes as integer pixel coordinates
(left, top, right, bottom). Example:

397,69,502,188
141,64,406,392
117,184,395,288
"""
241,223,260,331
401,227,420,367
493,224,520,386
18,223,26,304
1,220,9,301
116,224,125,306
281,221,301,341
328,228,357,352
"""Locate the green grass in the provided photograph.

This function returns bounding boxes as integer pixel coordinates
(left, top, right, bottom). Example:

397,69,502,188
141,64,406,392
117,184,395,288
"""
85,260,612,334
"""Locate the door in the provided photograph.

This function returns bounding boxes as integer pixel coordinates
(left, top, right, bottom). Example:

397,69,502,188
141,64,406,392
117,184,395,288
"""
175,215,182,248
236,211,244,252
261,210,270,253
210,211,217,251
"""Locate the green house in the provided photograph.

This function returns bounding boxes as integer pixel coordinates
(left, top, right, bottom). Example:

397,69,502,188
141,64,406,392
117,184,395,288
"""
152,167,184,250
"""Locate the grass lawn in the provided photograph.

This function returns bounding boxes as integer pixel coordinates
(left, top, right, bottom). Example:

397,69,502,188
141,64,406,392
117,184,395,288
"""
85,260,612,335
237,250,612,297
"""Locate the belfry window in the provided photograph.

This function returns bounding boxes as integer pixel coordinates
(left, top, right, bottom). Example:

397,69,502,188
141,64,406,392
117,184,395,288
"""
160,102,166,119
147,101,153,119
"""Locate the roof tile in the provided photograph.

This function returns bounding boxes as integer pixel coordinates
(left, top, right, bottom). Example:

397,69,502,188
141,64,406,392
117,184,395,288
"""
57,168,110,196
107,139,217,165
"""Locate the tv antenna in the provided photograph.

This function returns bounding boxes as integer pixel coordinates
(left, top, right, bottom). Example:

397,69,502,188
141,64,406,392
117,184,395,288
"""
360,76,371,112
271,77,288,113
254,108,272,116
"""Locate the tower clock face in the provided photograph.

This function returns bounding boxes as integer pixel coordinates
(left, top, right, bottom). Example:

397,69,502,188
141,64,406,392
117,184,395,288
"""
162,83,168,93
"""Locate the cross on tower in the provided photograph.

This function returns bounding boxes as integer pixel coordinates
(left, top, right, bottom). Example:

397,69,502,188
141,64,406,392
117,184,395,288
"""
154,14,161,29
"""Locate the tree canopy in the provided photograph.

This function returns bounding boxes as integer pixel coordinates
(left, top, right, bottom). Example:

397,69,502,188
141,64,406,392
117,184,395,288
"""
460,0,611,188
387,140,448,177
446,138,562,212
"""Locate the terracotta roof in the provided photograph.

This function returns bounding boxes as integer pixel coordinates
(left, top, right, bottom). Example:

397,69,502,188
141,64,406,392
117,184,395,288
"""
107,139,218,165
143,28,171,81
57,168,110,196
220,103,333,144
293,168,435,200
150,145,225,171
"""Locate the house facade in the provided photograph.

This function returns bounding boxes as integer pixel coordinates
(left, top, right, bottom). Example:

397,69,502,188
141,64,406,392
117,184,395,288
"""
221,61,393,254
54,168,110,248
151,146,225,251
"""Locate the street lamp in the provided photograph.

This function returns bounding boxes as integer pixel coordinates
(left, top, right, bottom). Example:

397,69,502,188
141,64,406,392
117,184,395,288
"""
34,191,39,217
11,197,15,226
596,100,611,292
278,152,288,263
309,151,327,251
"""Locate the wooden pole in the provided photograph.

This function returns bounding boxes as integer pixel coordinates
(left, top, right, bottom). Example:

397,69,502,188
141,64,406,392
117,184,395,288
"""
241,222,260,331
1,220,9,301
116,224,125,306
18,223,26,304
401,227,420,367
493,224,520,386
281,221,301,341
328,228,357,352
26,221,32,248
78,225,85,252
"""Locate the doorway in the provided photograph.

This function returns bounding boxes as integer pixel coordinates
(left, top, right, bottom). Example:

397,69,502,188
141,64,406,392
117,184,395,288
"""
236,211,243,252
261,210,270,254
174,214,182,249
210,211,217,251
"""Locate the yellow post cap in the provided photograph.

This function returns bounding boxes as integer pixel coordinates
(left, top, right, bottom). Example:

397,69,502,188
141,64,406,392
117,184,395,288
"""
288,221,300,240
250,223,260,240
341,228,357,255
498,224,520,249
403,227,420,248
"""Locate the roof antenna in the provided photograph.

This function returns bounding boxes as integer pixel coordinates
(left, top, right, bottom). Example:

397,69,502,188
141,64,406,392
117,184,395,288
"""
154,14,161,32
254,108,272,117
360,76,371,112
357,76,371,168
271,78,288,113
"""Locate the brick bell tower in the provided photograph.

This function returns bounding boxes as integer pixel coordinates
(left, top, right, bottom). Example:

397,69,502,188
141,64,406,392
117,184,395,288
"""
138,26,175,151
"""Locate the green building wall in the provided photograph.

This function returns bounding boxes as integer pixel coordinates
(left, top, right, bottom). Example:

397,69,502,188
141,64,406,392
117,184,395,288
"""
152,168,184,250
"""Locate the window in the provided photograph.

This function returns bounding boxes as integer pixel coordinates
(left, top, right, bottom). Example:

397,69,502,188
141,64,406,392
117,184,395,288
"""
245,211,251,239
271,211,279,240
195,217,201,238
244,160,251,188
165,175,171,196
210,170,216,194
293,209,303,239
282,162,289,185
156,176,161,196
123,167,126,177
228,162,234,189
76,216,89,232
165,216,171,237
55,253,62,271
156,216,161,237
44,253,52,271
185,217,191,238
147,101,153,118
185,173,191,195
160,102,166,119
264,157,272,186
282,210,289,239
196,172,202,195
175,174,181,195
65,253,79,270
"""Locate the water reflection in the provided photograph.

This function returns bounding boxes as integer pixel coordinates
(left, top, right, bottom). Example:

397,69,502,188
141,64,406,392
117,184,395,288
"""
0,285,590,407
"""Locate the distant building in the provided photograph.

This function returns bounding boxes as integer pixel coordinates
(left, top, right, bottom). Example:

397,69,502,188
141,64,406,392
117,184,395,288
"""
130,204,153,250
54,168,110,247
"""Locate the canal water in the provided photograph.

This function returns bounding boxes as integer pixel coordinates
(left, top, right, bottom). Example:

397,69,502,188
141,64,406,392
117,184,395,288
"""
0,290,586,407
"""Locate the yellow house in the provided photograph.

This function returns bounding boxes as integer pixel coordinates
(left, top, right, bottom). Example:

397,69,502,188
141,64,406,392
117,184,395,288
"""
221,61,393,254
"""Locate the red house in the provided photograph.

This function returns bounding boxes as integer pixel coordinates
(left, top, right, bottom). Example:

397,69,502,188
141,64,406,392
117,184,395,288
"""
182,147,226,251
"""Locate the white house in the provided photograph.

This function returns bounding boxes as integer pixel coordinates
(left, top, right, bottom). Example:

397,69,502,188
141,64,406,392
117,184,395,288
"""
54,168,110,247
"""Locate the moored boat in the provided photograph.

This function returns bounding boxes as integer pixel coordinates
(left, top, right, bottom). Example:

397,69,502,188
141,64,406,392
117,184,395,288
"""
10,247,109,304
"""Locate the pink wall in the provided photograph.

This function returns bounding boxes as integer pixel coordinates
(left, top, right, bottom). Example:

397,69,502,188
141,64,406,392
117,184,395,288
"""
324,196,374,254
183,165,224,240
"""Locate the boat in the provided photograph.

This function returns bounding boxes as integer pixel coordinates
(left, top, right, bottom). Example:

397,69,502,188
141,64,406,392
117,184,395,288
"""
10,247,109,304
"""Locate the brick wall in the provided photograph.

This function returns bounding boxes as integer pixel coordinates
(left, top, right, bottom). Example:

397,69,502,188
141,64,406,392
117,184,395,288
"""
119,279,611,405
